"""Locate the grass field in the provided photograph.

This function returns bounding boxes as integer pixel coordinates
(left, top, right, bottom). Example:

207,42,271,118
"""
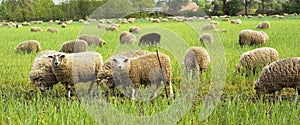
1,16,300,125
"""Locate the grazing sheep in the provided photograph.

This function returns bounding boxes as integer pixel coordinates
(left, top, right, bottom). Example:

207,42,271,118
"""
61,23,67,28
238,30,268,46
97,50,152,94
235,47,279,76
31,27,42,32
254,57,300,96
184,46,210,77
151,18,160,23
14,40,41,54
200,33,214,44
48,52,103,98
120,31,137,44
231,19,242,24
30,50,63,92
47,27,59,33
111,24,121,28
256,22,270,29
16,24,23,28
22,22,30,26
129,26,141,33
202,24,216,31
78,34,105,47
111,52,173,99
247,15,254,19
214,29,228,33
60,40,88,53
121,19,129,24
138,33,161,46
105,26,118,31
162,18,169,22
222,18,229,21
210,21,220,25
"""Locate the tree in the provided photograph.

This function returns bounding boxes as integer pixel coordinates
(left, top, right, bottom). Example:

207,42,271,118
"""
167,0,189,15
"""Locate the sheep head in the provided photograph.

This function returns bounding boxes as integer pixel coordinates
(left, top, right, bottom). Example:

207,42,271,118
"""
112,56,130,70
48,54,66,67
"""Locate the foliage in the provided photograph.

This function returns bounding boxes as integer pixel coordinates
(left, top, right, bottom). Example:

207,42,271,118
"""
226,0,243,16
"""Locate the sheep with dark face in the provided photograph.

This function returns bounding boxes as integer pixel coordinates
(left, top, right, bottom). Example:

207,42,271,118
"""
138,33,161,46
111,52,173,99
254,57,300,96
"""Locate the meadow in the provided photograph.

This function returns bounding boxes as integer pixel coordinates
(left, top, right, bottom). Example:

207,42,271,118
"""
0,16,300,124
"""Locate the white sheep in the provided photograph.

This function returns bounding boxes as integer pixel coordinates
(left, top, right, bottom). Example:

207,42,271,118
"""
48,52,103,98
78,34,105,47
254,57,300,96
200,33,214,44
184,46,210,77
256,22,270,29
129,26,141,33
238,30,268,46
60,40,88,53
47,27,59,32
119,31,137,44
111,52,173,99
14,40,41,54
235,47,279,76
31,27,42,32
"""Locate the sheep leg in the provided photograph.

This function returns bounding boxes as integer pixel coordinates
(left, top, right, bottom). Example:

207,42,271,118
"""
168,81,174,98
131,87,135,100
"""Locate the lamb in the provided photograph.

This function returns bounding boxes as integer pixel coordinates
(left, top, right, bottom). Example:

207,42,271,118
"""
256,22,270,29
184,46,210,77
235,47,279,76
202,24,216,31
47,27,59,32
111,52,173,99
14,40,42,54
30,50,64,92
120,31,137,44
31,27,42,32
60,40,88,53
238,30,268,46
254,57,300,96
48,52,103,98
78,34,105,47
129,26,141,33
138,33,161,46
97,50,152,95
200,33,214,44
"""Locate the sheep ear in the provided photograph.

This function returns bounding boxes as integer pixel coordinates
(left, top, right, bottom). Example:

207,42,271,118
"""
124,58,129,62
48,55,54,58
59,54,66,58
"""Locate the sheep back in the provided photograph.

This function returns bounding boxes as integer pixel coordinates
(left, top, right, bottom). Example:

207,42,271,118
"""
184,46,210,74
60,40,88,53
14,40,41,54
238,30,268,46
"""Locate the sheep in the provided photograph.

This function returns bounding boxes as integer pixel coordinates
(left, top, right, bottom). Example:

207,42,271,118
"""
97,50,152,95
202,24,216,31
129,26,141,33
235,47,279,76
60,40,88,53
16,24,23,28
238,30,268,46
222,18,229,21
256,22,270,29
14,40,41,54
30,50,64,92
105,26,118,31
61,23,67,28
120,31,137,44
254,57,300,96
162,18,169,22
121,19,129,24
47,27,59,33
210,21,220,25
200,33,214,44
231,19,242,24
48,52,103,98
97,23,107,29
184,46,210,77
31,27,42,32
22,22,30,26
110,52,173,99
151,18,160,23
138,33,161,46
78,34,105,47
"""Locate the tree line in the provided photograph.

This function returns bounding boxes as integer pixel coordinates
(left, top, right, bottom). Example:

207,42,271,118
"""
0,0,299,22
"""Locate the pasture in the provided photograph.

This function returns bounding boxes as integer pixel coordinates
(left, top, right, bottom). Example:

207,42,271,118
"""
1,16,300,124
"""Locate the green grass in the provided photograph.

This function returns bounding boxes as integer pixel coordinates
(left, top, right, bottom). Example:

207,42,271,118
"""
1,16,300,125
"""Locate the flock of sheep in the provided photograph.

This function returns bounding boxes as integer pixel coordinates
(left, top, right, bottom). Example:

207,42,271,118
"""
9,14,300,99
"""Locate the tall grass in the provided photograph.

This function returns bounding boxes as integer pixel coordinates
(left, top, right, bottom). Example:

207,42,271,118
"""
0,16,300,124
